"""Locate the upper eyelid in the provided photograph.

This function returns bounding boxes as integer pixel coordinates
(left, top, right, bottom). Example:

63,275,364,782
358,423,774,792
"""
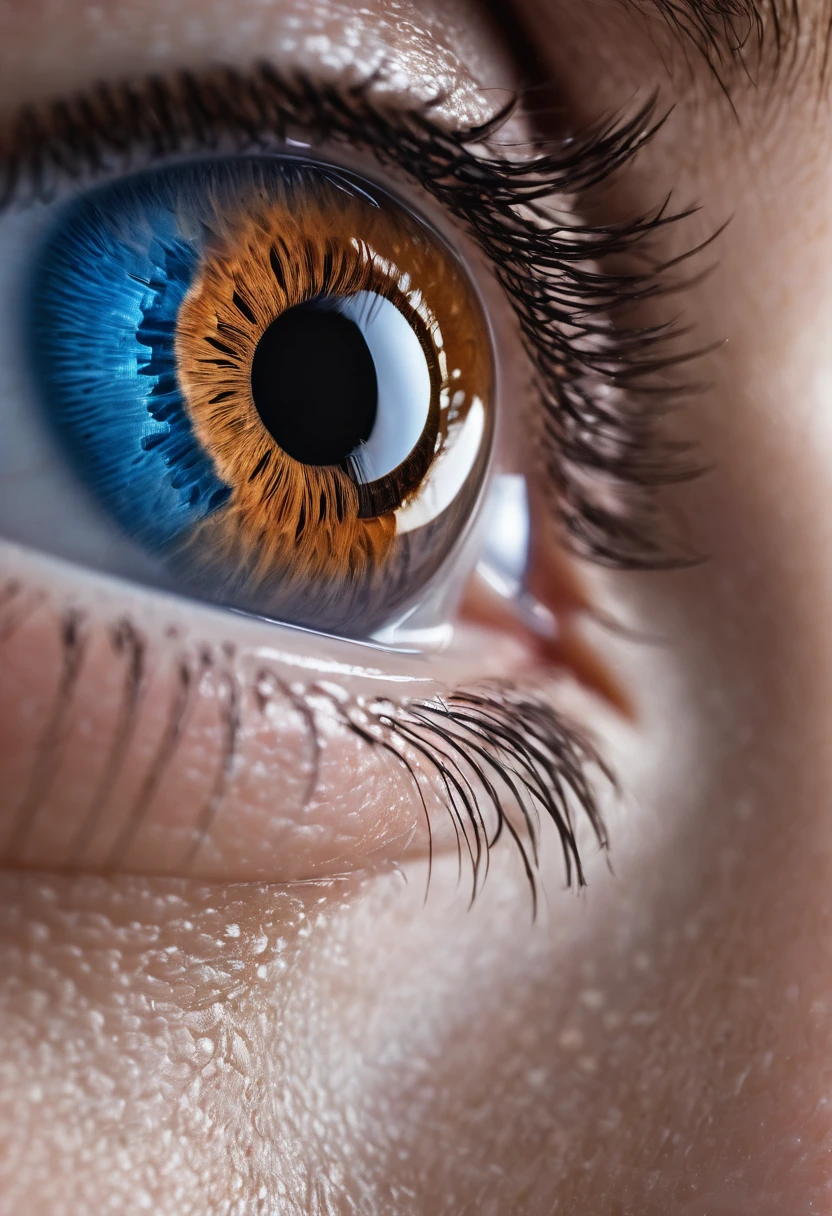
0,67,526,322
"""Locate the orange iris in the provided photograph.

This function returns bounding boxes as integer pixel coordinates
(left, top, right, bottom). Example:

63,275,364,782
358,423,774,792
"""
170,162,493,631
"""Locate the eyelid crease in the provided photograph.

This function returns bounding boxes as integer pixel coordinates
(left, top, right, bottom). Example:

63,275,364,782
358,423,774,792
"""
0,62,706,572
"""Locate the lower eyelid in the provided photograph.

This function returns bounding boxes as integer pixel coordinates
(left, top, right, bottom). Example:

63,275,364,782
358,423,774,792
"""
0,561,438,881
0,540,608,894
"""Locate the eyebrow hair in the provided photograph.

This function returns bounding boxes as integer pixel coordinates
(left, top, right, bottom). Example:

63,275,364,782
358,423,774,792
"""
640,0,767,54
639,0,766,59
499,0,816,109
635,0,823,88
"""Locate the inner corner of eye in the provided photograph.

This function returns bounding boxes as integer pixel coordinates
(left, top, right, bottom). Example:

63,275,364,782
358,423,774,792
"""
19,154,500,641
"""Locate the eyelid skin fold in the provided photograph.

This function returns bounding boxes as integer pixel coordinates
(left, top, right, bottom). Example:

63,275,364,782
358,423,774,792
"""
0,543,610,903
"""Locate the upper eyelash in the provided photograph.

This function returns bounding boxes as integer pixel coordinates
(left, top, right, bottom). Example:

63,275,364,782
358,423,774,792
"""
0,62,705,570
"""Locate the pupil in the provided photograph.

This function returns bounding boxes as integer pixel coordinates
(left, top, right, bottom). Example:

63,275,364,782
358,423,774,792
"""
250,301,378,466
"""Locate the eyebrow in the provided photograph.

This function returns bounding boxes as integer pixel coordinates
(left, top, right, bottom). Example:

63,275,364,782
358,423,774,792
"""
634,0,817,86
642,0,768,59
498,0,812,106
639,0,766,55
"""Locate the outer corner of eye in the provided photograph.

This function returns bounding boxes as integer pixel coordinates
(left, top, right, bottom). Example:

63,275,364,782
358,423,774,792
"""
0,146,617,891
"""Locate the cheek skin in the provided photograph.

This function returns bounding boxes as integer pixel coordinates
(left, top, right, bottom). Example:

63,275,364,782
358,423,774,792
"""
1,807,819,1216
0,872,361,1213
530,28,832,1214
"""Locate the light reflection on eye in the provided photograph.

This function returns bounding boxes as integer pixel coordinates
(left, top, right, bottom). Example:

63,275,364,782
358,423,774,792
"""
26,157,495,637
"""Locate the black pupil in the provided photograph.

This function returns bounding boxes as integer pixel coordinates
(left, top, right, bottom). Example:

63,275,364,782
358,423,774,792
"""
250,301,378,466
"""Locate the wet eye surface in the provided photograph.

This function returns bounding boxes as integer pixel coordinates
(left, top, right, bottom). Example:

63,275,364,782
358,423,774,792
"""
27,157,493,635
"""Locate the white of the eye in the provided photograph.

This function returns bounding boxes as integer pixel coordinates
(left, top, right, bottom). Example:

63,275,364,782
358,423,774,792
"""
395,397,485,534
336,290,431,481
475,473,530,597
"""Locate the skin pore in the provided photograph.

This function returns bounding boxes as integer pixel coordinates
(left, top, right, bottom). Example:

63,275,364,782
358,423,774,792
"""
2,0,832,1212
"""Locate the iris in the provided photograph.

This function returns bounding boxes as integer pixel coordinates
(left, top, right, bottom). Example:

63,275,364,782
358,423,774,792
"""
28,182,231,552
28,157,493,633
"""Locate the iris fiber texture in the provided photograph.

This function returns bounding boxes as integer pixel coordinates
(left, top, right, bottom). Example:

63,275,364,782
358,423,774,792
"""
30,179,231,551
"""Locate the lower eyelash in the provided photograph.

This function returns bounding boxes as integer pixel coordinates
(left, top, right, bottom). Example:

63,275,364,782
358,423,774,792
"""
343,686,610,911
5,606,88,862
0,579,610,903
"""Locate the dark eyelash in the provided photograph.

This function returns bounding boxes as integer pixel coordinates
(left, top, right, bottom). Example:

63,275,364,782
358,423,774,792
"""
0,62,704,570
344,686,610,913
0,580,609,905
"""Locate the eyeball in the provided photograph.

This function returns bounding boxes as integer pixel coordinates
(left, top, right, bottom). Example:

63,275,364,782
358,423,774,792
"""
27,157,494,635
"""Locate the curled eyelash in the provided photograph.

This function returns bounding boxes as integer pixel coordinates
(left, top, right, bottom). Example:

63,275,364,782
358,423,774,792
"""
0,63,705,568
341,685,610,912
0,582,610,905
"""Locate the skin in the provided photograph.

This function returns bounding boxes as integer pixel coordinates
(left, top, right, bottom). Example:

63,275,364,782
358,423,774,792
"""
0,0,830,1212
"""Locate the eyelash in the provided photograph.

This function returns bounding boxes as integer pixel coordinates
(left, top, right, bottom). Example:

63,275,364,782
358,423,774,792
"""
0,63,701,569
0,64,701,898
348,688,610,912
0,576,610,906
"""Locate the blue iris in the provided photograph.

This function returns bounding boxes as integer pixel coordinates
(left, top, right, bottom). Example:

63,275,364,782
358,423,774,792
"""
28,166,232,553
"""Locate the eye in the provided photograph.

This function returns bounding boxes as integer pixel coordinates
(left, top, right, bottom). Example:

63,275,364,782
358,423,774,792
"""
0,66,684,887
24,156,493,636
